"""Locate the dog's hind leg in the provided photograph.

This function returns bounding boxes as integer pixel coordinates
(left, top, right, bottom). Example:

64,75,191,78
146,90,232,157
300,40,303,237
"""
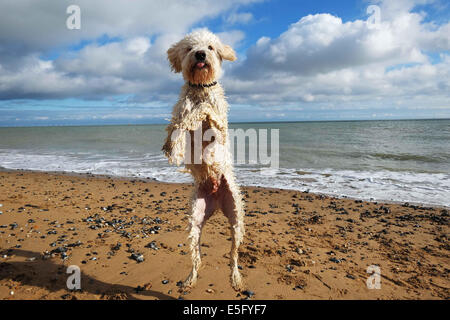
183,184,217,289
219,176,245,291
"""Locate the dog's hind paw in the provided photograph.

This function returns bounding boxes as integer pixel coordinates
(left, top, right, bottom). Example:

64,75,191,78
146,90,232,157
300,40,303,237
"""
231,270,244,291
182,272,197,290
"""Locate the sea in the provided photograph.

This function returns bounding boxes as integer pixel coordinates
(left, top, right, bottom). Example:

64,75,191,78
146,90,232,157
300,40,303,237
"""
0,119,449,207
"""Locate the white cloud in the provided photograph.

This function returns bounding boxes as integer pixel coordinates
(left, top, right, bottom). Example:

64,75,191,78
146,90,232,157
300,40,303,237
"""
0,1,256,101
225,12,254,25
225,0,450,112
0,0,448,121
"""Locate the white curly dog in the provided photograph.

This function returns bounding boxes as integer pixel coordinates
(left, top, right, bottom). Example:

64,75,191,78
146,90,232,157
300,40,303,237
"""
162,30,245,291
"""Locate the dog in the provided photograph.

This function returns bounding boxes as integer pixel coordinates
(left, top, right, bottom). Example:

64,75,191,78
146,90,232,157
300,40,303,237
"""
162,30,245,291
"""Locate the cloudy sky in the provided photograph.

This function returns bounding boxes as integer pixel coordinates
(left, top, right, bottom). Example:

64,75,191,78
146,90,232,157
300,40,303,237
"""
0,0,449,126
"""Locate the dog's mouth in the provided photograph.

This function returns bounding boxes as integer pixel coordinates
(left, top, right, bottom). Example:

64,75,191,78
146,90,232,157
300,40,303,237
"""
194,61,208,69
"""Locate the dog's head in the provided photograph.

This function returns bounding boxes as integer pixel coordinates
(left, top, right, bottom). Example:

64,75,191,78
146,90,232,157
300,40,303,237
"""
167,30,236,85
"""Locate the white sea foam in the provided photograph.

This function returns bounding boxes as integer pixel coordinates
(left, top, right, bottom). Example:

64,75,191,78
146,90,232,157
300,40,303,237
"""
0,149,448,207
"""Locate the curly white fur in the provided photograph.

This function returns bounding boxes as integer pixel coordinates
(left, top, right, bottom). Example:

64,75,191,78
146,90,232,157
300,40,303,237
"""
162,30,245,291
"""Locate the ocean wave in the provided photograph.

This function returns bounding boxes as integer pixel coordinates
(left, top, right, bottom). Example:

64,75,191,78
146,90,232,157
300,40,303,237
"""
368,152,442,163
0,149,448,207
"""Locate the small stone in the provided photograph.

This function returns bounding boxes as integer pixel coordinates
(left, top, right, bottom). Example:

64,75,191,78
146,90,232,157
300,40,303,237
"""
143,283,152,290
135,285,144,293
112,243,122,251
130,253,144,263
146,241,159,250
242,290,255,298
162,279,169,284
206,288,214,293
52,247,67,254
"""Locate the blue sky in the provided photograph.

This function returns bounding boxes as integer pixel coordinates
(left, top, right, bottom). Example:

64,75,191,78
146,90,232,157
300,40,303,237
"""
0,0,449,126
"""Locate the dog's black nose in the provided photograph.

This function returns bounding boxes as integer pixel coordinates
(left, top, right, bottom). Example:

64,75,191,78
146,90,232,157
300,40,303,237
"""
195,50,206,61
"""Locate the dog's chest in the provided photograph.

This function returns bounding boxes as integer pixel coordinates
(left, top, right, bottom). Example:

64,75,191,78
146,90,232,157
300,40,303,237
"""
184,87,225,114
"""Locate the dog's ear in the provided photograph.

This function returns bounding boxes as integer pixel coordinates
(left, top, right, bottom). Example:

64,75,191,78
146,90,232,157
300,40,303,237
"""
167,44,182,73
219,44,237,61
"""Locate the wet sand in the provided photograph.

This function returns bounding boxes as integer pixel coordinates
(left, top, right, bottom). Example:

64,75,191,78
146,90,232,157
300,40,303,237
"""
0,170,448,300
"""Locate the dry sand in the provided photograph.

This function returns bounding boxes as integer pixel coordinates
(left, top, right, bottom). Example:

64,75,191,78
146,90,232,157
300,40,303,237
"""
0,170,448,300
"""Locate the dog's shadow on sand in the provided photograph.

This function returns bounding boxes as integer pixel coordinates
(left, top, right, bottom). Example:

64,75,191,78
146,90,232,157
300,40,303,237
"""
0,249,176,300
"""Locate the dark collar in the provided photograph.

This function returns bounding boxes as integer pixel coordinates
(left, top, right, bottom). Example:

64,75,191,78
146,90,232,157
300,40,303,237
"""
188,81,218,88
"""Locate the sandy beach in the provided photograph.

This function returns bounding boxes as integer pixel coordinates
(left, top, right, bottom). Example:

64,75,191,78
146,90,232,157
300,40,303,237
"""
0,169,448,300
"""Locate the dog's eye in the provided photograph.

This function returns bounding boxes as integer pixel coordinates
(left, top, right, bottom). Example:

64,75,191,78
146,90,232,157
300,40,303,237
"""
208,45,214,51
186,47,192,52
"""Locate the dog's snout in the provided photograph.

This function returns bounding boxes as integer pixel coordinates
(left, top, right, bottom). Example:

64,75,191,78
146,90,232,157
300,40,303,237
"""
195,50,206,61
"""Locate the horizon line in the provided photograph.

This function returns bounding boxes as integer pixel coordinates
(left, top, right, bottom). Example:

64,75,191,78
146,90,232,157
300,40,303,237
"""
0,117,449,129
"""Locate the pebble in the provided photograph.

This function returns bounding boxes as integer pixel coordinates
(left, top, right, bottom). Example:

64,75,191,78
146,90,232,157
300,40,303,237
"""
242,290,255,298
162,280,169,284
135,285,144,293
146,241,159,250
143,283,152,290
112,243,122,251
130,253,144,263
52,247,67,254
